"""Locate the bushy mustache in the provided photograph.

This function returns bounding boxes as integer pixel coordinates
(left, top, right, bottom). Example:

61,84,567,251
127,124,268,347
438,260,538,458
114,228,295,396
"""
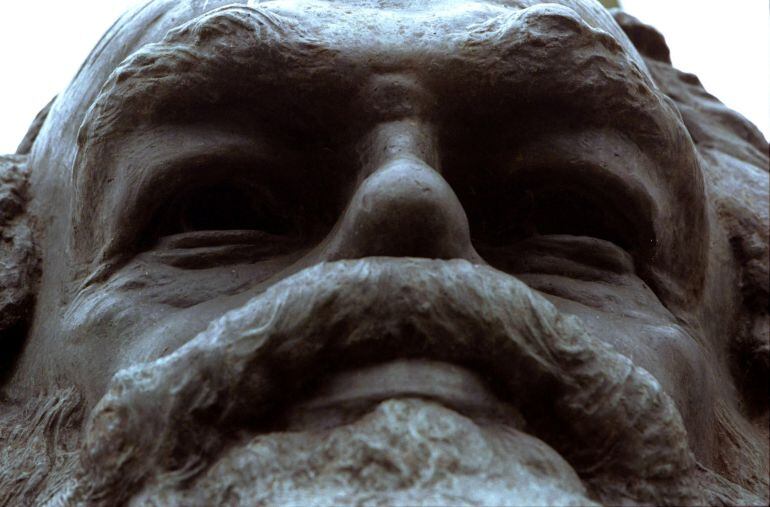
72,258,699,505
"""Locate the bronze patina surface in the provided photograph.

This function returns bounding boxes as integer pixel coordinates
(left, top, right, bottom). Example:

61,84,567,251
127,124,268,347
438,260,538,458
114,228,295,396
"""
0,1,767,505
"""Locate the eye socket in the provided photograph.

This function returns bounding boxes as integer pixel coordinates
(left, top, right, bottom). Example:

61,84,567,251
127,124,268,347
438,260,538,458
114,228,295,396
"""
502,186,633,250
466,168,653,257
185,184,290,234
152,183,295,241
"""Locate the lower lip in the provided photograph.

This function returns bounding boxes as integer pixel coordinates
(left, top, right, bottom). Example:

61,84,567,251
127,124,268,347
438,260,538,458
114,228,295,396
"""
282,359,525,431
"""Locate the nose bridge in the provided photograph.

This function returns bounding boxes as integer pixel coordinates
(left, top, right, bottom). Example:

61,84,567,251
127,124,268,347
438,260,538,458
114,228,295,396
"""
361,119,441,179
321,89,479,262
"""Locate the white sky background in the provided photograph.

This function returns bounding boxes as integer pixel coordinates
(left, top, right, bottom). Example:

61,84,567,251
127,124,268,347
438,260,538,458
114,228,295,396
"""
0,0,767,153
621,0,769,140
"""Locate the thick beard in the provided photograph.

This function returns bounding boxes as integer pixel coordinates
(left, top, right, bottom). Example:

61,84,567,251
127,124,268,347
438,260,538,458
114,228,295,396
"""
1,389,765,506
0,387,84,506
132,398,596,506
1,259,766,505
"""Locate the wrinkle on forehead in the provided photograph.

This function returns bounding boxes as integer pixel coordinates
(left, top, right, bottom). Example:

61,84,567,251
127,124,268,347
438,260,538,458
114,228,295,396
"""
258,0,645,65
74,0,648,151
73,0,656,179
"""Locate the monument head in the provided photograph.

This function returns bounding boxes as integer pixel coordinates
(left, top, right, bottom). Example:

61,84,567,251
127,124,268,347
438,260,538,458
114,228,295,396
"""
1,1,767,505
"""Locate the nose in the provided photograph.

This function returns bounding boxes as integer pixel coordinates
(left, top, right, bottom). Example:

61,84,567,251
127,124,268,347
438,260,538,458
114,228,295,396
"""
323,119,480,262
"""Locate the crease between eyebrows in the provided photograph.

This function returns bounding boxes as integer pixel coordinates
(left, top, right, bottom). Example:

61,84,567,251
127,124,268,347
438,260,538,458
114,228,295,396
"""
76,2,655,150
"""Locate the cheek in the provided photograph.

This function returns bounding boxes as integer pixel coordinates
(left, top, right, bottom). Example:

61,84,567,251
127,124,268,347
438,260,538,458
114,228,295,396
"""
60,257,293,404
529,276,717,462
584,317,716,463
589,319,712,428
61,255,308,403
60,284,166,405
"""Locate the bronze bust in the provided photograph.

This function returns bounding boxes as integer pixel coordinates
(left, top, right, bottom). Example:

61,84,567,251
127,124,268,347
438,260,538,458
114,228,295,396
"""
1,1,767,505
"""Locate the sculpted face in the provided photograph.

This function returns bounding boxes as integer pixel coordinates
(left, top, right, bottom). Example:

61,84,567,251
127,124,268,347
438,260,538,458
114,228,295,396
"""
1,0,767,505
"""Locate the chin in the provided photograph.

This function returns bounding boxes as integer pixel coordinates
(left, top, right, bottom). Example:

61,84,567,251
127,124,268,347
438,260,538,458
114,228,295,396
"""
134,397,597,506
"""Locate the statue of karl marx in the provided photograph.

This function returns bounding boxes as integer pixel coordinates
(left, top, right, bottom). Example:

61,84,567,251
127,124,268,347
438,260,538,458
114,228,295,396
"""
1,1,767,505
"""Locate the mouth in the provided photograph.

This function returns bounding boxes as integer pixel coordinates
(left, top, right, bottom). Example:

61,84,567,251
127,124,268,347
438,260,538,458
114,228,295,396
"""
78,258,698,505
282,359,525,432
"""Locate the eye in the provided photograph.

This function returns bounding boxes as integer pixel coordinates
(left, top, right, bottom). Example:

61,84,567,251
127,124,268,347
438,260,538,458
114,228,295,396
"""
184,184,289,234
150,183,296,242
501,184,634,250
465,165,655,262
134,181,305,269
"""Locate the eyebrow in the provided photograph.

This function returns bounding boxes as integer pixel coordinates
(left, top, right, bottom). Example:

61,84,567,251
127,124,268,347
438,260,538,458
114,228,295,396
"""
77,3,667,151
77,6,322,146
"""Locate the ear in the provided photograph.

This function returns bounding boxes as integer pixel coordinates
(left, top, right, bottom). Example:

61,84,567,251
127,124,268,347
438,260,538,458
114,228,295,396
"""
0,99,52,384
612,10,769,414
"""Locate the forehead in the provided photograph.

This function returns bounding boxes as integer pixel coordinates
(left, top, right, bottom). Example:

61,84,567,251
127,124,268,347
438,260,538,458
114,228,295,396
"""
251,0,632,47
109,0,644,92
63,0,643,134
75,0,649,147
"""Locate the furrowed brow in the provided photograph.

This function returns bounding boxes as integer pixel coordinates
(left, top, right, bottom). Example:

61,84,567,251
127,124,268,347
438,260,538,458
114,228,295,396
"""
457,4,670,145
76,5,324,162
